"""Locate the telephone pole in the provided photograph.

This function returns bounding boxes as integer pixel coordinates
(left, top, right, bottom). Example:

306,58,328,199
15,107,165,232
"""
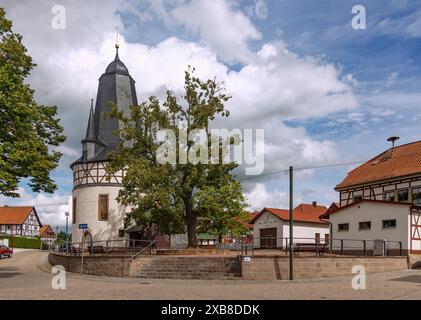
289,166,294,281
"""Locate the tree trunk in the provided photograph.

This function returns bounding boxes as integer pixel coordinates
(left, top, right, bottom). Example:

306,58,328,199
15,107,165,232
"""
184,193,198,248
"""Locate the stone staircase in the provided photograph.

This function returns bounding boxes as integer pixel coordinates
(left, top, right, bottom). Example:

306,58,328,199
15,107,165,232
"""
131,256,242,280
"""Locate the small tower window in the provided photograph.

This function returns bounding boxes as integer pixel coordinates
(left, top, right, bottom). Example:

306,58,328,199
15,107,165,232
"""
72,198,77,224
98,194,109,221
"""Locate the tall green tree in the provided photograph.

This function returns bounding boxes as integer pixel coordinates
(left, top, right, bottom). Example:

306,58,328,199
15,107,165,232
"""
0,8,65,197
107,68,246,247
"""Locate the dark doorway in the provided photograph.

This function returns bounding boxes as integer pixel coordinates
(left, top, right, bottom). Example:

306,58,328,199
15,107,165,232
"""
260,228,277,248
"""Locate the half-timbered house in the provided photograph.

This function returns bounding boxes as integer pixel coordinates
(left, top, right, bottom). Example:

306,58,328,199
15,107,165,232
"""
335,140,421,207
39,225,57,244
321,139,421,255
0,206,42,237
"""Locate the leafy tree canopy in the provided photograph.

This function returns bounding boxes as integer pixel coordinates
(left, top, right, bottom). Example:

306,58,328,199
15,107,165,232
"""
107,68,247,247
0,8,65,197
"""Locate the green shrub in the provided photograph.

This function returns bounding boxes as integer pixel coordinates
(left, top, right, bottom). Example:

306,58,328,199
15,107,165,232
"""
0,236,42,249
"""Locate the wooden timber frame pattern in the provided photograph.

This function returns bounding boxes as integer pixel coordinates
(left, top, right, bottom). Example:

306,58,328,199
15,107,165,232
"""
338,174,421,207
72,161,124,188
411,206,421,254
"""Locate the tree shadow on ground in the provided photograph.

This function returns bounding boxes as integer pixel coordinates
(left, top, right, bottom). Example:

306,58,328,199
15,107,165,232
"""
390,275,421,283
0,266,23,278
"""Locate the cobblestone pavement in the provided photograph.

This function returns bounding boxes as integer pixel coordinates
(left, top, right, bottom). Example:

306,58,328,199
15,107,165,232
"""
1,251,421,300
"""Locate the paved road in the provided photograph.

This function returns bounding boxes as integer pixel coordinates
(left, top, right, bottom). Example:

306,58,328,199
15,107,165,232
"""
1,251,421,300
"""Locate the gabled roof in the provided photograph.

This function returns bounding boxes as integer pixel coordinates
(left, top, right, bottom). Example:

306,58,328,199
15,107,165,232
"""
39,225,56,237
250,204,328,225
336,140,421,190
319,199,414,219
0,206,41,226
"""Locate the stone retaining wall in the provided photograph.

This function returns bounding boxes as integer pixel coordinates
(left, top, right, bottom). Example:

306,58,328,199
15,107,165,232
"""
49,253,410,280
48,253,131,277
241,256,409,280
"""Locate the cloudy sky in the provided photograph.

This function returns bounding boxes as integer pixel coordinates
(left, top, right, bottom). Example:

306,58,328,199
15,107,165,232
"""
1,0,421,228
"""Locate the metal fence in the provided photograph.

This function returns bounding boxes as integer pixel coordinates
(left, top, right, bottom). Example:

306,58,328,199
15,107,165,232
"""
237,237,403,257
50,239,156,258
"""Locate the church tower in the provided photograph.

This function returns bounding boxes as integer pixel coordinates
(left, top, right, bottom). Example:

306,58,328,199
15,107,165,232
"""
70,43,138,243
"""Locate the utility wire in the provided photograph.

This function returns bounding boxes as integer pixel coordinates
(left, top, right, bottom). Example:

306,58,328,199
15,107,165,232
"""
6,149,420,206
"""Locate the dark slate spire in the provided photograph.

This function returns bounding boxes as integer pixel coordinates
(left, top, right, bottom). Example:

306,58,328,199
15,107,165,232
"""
90,43,138,161
84,99,96,141
72,41,138,167
81,99,103,161
105,46,129,76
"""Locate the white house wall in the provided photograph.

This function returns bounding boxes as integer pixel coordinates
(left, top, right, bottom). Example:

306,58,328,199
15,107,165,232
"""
282,222,329,244
329,202,410,251
72,186,128,243
253,211,329,248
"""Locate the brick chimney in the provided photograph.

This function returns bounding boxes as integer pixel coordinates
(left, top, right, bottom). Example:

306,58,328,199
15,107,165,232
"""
312,201,317,208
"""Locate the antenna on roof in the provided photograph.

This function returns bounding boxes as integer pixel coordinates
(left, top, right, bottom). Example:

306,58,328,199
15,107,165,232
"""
387,136,400,148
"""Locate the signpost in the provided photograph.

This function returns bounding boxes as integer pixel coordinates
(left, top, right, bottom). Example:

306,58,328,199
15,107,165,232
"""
78,224,88,276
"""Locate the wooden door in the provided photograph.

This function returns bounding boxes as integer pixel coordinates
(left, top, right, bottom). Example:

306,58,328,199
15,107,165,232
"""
260,228,277,248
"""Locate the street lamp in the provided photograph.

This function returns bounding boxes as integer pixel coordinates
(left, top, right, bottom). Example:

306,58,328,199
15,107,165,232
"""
65,211,70,242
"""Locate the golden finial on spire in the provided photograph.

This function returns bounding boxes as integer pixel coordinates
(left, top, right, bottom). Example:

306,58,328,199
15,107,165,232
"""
115,30,120,50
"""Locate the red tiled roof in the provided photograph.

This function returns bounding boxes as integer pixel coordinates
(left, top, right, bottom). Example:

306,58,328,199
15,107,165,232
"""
0,206,36,225
40,225,56,237
336,140,421,190
319,199,413,219
250,204,328,224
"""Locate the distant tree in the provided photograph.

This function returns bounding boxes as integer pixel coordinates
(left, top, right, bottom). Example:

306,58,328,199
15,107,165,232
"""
56,231,68,241
0,8,65,197
107,68,246,247
195,182,248,243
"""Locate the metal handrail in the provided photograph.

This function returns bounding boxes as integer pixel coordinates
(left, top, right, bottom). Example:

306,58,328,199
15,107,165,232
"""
132,240,157,260
238,237,403,257
51,239,157,257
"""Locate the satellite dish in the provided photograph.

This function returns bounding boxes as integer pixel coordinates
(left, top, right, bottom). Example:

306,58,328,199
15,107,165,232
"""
387,136,400,148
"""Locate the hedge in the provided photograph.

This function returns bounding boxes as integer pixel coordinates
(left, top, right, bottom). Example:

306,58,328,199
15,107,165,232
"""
0,236,42,249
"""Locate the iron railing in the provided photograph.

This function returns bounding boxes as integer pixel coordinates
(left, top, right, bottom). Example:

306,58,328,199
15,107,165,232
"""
237,237,403,257
50,239,156,258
